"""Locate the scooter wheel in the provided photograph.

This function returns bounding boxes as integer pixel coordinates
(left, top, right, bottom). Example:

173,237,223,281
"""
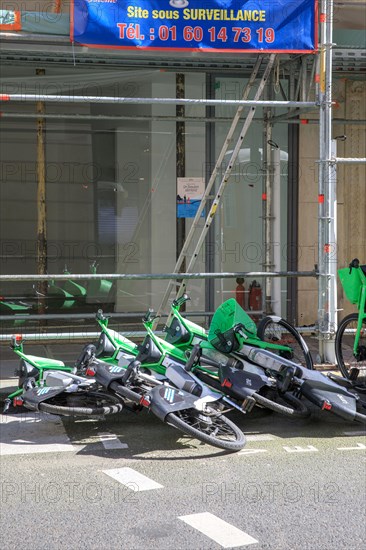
165,406,245,452
38,391,124,417
335,314,366,381
253,391,311,419
257,316,313,370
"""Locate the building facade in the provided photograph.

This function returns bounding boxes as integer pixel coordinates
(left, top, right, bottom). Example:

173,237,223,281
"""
0,1,365,331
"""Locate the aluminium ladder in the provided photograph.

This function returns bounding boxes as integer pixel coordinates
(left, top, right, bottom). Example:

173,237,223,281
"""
156,54,277,324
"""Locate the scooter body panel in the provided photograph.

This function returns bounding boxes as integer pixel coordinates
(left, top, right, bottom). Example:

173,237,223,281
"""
218,363,270,398
299,373,358,421
21,386,68,411
149,384,207,422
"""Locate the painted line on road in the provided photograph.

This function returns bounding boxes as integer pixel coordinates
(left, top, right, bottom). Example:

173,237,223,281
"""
237,449,268,456
342,431,366,436
179,512,258,548
102,467,164,491
336,443,366,451
98,432,128,450
246,434,275,442
0,412,76,456
283,445,318,453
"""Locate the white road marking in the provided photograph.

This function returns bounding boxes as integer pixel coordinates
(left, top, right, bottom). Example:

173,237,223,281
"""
342,431,366,436
0,412,76,456
283,445,319,453
102,467,163,491
336,443,366,451
98,433,128,450
246,434,274,442
179,512,258,548
237,449,268,456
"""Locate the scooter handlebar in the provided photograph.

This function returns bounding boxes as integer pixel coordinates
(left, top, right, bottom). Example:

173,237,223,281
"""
172,294,190,309
96,309,110,321
142,309,160,324
349,258,360,271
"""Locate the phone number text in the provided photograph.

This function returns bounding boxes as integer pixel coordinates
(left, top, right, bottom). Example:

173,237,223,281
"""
117,23,276,44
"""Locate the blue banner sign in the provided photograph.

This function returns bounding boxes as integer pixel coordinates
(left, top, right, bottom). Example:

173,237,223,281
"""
71,1,317,53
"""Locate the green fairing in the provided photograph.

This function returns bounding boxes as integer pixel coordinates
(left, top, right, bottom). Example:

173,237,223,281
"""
7,344,75,401
208,298,257,341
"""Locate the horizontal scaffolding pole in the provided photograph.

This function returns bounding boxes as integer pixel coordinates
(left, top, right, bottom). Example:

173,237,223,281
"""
0,271,318,283
2,113,365,126
333,157,366,164
0,310,213,322
0,331,152,343
0,93,317,108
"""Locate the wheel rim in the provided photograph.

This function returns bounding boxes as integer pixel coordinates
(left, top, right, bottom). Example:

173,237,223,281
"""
175,409,238,442
260,321,309,367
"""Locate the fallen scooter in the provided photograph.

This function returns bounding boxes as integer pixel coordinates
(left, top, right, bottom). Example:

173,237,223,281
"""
164,296,366,425
91,306,310,419
5,334,246,451
205,306,366,425
79,349,246,452
3,336,124,416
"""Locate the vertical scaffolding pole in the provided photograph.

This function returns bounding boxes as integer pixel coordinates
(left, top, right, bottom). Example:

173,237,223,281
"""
36,68,47,313
272,145,282,316
318,0,337,362
176,73,186,275
263,110,273,314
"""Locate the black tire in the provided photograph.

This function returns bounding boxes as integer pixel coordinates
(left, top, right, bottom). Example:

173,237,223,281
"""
355,412,366,424
253,391,310,419
38,390,124,417
335,313,366,381
257,316,313,369
166,407,245,451
354,411,366,424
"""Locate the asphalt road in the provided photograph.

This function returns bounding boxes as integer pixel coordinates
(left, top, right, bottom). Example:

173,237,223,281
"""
1,402,365,550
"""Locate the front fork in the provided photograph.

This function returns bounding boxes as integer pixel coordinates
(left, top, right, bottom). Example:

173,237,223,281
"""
354,286,366,359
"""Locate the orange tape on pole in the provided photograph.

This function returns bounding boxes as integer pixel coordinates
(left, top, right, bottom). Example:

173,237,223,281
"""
0,11,21,31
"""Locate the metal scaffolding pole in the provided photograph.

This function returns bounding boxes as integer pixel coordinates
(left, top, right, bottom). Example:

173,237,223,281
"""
334,158,366,164
3,113,365,125
318,0,337,363
35,68,47,314
0,270,317,283
0,93,316,108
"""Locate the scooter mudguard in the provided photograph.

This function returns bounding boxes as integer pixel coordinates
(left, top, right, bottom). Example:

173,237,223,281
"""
219,364,269,398
165,316,191,346
95,332,116,358
95,330,138,361
117,350,137,368
300,371,358,421
149,385,203,422
21,386,67,411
